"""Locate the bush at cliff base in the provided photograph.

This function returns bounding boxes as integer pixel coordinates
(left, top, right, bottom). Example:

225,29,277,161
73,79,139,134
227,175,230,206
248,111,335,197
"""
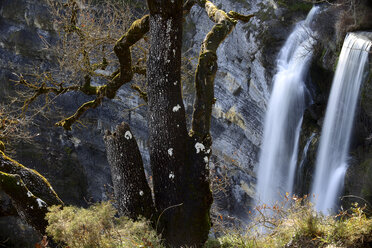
46,202,164,248
205,195,372,248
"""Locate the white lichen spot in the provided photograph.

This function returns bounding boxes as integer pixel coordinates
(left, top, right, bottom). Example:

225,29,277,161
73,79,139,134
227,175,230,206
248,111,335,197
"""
204,156,209,163
173,81,177,85
17,182,20,185
206,149,211,154
94,69,111,77
139,190,144,196
177,124,180,128
168,148,173,156
70,137,81,148
30,206,33,209
173,49,176,56
195,142,205,153
124,131,132,140
36,198,46,208
169,172,175,179
172,104,181,112
27,191,33,197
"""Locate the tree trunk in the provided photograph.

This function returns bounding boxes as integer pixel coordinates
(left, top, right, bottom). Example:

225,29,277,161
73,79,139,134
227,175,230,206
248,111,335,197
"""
104,122,155,220
0,151,63,234
146,0,212,247
102,1,252,246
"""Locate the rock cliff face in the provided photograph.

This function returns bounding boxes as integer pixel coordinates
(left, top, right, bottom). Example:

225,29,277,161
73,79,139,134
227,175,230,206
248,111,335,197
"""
294,2,372,209
5,0,372,246
0,0,316,244
185,0,313,219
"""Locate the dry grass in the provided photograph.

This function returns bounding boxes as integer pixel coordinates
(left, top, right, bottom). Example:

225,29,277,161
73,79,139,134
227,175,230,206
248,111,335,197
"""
206,195,372,248
46,202,164,248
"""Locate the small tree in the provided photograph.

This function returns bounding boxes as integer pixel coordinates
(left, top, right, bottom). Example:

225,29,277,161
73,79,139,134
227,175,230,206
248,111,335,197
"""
5,0,253,246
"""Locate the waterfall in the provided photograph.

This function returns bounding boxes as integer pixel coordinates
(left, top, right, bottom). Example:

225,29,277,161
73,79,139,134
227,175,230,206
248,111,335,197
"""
299,133,316,171
295,132,316,195
311,33,372,213
255,6,319,205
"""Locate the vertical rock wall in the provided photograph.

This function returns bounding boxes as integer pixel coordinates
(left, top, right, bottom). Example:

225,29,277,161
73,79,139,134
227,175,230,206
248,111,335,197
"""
185,0,312,218
0,0,314,240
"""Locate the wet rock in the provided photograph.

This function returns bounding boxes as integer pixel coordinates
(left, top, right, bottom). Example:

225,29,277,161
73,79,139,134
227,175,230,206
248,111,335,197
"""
0,216,40,248
0,0,314,235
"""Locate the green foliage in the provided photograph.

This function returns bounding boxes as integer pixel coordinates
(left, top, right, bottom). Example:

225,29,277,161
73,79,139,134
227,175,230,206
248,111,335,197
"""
46,202,164,248
332,203,372,247
209,232,256,248
206,196,372,248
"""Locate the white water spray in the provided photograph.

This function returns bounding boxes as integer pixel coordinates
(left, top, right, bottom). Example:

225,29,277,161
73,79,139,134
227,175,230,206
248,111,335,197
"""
311,33,372,213
256,7,319,205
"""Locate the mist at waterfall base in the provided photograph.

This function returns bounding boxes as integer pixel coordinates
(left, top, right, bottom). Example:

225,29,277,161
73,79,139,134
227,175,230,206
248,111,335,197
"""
311,33,372,213
255,6,319,207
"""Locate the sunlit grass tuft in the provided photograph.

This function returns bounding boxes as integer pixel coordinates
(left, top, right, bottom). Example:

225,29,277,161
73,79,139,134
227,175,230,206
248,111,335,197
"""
46,202,164,248
206,195,372,248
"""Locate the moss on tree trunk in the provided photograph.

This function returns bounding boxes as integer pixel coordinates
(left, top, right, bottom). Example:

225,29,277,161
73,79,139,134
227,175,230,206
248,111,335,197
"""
0,151,63,234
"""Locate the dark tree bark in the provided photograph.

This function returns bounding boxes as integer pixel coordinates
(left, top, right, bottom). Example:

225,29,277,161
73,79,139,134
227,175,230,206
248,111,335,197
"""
11,0,252,246
0,151,63,234
104,122,155,220
139,1,253,247
146,0,194,246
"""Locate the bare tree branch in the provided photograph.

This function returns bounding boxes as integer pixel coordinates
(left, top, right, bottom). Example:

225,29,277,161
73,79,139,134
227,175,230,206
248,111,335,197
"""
191,1,253,140
55,14,150,130
16,0,199,131
131,84,148,102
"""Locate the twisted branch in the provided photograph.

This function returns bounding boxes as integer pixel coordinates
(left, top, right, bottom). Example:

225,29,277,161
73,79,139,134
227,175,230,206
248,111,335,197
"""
190,1,254,140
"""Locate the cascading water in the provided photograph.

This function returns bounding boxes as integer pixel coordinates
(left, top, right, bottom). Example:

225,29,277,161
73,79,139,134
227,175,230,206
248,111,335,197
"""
294,132,316,195
299,133,316,171
255,6,319,205
311,33,372,213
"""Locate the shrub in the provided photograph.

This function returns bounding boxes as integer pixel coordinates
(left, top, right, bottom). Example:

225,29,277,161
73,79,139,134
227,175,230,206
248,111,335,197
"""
45,202,164,248
206,195,372,248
